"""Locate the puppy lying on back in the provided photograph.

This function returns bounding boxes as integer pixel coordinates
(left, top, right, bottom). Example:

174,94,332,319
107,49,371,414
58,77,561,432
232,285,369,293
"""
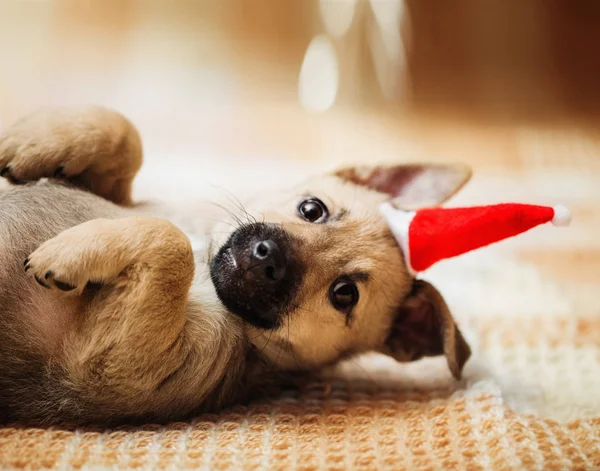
0,107,471,425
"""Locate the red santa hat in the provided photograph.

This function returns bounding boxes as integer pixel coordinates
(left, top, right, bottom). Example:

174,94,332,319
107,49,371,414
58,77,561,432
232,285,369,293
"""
379,202,572,274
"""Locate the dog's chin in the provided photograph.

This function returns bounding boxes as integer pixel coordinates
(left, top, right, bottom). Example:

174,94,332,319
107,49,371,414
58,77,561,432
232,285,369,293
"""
209,242,283,330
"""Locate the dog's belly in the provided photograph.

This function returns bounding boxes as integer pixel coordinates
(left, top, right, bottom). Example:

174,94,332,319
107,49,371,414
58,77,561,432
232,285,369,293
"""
16,285,83,356
0,183,219,358
0,181,124,357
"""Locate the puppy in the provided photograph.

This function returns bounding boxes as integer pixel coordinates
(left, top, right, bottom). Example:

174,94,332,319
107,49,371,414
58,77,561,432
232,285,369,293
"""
0,106,472,425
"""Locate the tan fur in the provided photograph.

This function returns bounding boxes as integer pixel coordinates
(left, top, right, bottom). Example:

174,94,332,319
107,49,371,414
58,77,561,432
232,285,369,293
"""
0,106,142,205
225,177,413,370
0,106,472,425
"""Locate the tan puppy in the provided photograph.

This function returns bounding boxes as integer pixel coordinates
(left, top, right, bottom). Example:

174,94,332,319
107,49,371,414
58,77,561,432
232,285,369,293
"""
0,106,472,425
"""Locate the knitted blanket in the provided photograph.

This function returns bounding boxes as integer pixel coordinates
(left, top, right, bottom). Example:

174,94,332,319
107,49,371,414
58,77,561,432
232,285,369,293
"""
1,330,599,471
1,150,599,470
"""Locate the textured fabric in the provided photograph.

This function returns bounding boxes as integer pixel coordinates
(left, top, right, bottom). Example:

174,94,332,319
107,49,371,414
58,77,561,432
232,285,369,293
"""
0,379,599,470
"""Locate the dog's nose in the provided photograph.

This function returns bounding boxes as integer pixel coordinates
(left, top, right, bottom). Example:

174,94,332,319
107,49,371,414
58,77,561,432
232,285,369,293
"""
250,240,286,282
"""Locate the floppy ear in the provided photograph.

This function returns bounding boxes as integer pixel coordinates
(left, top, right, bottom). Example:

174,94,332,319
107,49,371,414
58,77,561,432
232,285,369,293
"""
334,163,472,209
382,280,471,379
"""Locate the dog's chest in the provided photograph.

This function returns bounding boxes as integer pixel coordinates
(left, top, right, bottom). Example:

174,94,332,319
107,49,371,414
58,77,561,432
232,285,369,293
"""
139,200,214,257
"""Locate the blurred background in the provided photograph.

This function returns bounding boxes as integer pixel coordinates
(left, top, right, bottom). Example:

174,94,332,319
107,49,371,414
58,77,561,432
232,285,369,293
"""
3,1,600,160
1,0,599,323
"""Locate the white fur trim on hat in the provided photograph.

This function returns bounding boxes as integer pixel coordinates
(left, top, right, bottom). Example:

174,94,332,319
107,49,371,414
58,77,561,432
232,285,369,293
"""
552,205,572,227
379,202,417,276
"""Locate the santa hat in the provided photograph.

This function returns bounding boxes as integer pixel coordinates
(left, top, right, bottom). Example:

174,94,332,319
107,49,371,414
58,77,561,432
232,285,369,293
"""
379,202,571,274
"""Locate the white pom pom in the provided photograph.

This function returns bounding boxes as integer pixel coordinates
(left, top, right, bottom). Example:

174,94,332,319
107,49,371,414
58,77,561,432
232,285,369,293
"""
552,205,571,227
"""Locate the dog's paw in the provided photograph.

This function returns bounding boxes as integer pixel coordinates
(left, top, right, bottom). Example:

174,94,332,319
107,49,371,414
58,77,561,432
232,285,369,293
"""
24,220,126,295
0,108,99,185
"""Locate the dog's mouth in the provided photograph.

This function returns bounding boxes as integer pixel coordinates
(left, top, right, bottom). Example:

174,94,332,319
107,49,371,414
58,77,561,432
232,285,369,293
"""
220,247,237,268
210,222,303,330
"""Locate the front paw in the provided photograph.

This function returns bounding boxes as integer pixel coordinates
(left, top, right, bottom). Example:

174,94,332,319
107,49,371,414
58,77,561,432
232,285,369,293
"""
24,221,124,295
24,251,91,295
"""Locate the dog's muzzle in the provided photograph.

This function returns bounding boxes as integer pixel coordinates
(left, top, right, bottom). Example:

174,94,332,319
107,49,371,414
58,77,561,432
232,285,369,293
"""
210,222,303,329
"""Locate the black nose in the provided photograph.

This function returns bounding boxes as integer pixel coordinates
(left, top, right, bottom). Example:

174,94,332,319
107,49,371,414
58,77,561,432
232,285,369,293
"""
210,223,303,329
250,240,286,282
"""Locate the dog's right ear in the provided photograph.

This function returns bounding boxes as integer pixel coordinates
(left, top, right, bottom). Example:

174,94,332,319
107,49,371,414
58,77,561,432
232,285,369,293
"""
380,279,472,379
334,163,471,209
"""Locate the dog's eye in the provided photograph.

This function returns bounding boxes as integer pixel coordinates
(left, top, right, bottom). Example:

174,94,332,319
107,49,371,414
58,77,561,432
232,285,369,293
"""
329,279,359,311
298,198,328,223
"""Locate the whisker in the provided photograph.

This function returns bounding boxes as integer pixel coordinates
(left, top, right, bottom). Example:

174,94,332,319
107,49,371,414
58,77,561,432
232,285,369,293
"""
241,205,258,226
210,185,257,226
293,304,324,318
346,354,380,389
210,184,247,214
286,317,302,370
194,217,238,229
274,328,285,367
257,328,275,358
207,201,246,228
206,230,238,235
247,328,268,342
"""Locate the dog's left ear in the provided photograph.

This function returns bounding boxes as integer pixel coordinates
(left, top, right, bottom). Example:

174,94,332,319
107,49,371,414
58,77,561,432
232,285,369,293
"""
334,163,471,209
381,280,471,379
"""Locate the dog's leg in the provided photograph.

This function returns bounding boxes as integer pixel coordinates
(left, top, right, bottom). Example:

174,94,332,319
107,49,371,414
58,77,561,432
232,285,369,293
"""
24,216,201,417
0,106,142,205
